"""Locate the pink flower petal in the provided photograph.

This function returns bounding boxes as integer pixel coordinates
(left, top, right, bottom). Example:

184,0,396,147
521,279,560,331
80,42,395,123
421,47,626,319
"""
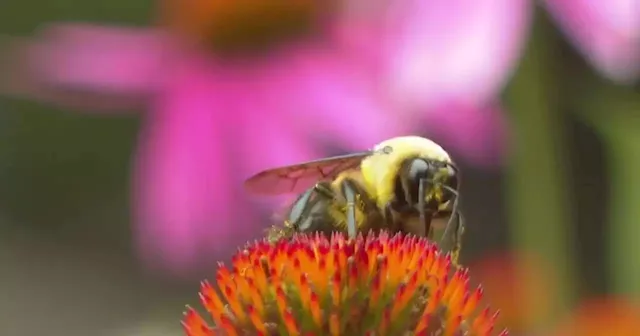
132,56,232,274
423,103,508,167
382,0,532,109
234,90,321,177
331,0,393,72
1,23,175,111
214,69,323,208
237,105,323,209
544,0,640,83
275,49,409,150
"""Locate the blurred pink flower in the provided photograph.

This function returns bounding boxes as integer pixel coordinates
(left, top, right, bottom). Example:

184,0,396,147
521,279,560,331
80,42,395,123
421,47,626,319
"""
0,0,532,273
338,0,531,166
543,0,639,84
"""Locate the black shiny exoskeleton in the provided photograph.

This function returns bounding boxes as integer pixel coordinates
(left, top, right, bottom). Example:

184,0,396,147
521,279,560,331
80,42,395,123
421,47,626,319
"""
270,177,386,240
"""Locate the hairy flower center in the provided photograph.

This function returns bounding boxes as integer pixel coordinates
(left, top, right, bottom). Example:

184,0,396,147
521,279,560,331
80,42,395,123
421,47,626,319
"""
163,0,327,55
183,232,508,336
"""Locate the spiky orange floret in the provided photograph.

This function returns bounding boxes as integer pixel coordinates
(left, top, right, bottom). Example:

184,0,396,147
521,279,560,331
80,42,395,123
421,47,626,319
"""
182,231,507,336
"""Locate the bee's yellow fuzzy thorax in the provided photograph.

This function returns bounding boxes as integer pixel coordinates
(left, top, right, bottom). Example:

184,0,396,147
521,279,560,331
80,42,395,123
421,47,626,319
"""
360,136,451,209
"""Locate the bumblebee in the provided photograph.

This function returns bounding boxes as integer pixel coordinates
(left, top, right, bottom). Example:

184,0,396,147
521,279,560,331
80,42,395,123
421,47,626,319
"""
244,136,465,263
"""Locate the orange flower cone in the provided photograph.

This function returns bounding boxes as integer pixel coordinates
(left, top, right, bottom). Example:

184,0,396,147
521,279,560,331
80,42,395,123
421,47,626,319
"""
182,231,507,335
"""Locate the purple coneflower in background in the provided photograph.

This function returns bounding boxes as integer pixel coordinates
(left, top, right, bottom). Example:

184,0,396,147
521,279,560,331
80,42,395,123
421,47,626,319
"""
371,0,530,165
0,0,532,274
543,0,639,84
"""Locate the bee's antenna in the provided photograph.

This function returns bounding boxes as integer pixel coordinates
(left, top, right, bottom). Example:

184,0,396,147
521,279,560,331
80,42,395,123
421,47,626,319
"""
445,161,459,173
441,185,458,196
418,178,432,238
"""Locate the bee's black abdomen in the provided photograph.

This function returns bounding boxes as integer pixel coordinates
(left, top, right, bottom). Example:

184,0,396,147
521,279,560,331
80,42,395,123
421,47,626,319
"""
285,182,334,234
278,179,385,239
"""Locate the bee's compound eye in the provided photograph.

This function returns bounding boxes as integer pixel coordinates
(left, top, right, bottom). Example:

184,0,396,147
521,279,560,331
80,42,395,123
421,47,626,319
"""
406,159,431,181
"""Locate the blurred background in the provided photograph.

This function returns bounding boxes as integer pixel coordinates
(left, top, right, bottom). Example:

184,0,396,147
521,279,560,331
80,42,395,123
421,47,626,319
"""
0,0,638,335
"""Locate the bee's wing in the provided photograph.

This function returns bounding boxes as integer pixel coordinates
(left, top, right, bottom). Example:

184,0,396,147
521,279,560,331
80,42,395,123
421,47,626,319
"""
244,151,376,195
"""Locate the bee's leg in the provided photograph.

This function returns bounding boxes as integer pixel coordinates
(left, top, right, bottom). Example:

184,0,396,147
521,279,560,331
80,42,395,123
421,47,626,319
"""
439,211,465,267
285,186,320,232
440,187,464,266
337,178,361,239
299,179,372,239
286,182,335,233
451,211,465,266
312,181,335,197
354,185,381,233
418,178,434,238
382,204,396,233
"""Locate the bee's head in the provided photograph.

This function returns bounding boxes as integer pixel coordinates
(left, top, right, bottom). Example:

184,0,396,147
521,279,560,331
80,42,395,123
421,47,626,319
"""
392,157,459,213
